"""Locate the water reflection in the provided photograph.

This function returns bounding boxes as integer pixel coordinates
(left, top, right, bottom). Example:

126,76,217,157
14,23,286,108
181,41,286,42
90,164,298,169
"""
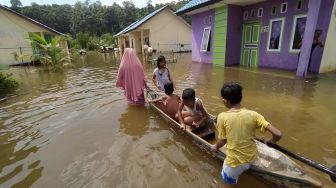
119,106,150,140
0,52,335,188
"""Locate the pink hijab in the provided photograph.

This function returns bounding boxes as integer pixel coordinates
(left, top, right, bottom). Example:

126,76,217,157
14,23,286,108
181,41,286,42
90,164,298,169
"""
116,48,146,104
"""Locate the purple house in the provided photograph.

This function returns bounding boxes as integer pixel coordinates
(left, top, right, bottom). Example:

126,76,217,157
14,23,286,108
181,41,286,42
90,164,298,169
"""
176,0,336,77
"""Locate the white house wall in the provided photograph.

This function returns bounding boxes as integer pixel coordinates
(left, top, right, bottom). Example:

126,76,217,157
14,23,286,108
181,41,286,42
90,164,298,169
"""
320,3,336,73
140,9,192,52
0,8,52,65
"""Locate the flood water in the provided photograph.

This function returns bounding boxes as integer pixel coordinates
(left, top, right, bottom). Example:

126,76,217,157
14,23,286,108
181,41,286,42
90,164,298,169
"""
0,52,335,188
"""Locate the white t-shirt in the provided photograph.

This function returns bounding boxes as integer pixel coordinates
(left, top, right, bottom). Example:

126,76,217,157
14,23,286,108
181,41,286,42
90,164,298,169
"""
153,68,170,91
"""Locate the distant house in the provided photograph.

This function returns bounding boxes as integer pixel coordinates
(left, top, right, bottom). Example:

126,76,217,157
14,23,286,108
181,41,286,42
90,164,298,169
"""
176,0,336,77
0,5,68,65
115,5,192,57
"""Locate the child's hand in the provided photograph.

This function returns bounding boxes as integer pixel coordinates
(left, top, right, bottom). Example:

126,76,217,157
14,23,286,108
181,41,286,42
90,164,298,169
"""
211,144,218,153
180,123,187,131
192,121,200,128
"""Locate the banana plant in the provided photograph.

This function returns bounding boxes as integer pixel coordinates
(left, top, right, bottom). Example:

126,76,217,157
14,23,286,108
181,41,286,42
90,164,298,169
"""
27,32,71,71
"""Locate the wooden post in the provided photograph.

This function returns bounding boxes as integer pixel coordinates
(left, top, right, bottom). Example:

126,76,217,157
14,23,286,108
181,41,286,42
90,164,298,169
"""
141,30,145,65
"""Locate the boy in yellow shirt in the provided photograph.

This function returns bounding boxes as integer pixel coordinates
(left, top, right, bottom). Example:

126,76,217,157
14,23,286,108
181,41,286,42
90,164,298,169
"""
211,83,282,185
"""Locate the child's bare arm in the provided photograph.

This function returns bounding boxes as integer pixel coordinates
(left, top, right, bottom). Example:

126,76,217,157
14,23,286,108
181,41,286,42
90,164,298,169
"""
211,139,227,152
177,103,187,130
193,102,209,127
266,124,282,144
167,69,175,88
148,96,165,103
152,74,159,89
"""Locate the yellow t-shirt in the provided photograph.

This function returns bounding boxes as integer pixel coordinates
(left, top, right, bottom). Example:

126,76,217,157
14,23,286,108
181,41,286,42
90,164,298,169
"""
217,108,269,167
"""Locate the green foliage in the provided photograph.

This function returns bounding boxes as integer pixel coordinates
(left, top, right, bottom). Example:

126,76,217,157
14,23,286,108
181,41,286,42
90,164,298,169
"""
0,72,19,95
10,0,22,10
16,0,191,37
27,33,71,71
75,32,90,49
12,51,32,63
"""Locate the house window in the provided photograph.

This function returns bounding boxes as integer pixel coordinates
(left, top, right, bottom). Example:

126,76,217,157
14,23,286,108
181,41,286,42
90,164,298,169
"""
144,37,150,45
267,18,285,52
289,15,307,52
296,0,302,10
204,16,212,26
258,8,263,17
271,5,277,15
200,26,211,52
243,11,248,20
281,2,288,13
250,10,255,18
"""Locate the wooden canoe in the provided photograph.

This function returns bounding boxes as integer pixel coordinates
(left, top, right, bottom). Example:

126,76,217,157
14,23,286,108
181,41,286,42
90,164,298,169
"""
146,89,322,188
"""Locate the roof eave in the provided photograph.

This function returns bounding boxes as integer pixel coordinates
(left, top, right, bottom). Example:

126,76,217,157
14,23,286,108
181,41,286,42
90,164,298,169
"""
0,5,64,35
176,0,221,16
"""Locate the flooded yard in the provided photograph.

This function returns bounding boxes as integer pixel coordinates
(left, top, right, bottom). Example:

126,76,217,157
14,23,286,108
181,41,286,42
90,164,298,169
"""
0,52,335,188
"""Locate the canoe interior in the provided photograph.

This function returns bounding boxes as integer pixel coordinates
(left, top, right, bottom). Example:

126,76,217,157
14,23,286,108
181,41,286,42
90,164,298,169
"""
146,90,322,188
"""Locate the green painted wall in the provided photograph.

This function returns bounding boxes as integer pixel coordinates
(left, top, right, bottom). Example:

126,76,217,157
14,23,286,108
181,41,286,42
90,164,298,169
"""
213,6,228,66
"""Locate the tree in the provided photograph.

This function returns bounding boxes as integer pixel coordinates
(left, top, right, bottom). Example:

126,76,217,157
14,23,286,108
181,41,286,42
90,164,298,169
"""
10,0,22,8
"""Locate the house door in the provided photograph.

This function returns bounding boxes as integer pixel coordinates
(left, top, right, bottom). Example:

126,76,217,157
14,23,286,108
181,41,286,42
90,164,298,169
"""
240,22,261,67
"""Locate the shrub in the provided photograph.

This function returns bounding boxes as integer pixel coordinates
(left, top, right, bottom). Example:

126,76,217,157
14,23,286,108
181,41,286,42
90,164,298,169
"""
0,72,19,96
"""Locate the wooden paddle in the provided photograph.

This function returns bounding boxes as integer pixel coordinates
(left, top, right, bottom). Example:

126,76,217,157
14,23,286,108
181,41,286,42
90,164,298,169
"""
256,138,336,183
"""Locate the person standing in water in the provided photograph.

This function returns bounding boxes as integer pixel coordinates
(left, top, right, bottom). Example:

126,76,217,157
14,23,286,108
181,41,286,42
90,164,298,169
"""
116,48,149,105
297,29,324,71
152,56,174,91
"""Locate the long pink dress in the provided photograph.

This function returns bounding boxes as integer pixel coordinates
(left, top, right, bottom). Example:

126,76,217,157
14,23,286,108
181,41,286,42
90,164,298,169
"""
116,48,147,105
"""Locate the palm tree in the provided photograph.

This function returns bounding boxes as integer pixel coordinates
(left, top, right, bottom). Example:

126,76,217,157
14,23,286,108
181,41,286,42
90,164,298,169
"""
28,32,71,71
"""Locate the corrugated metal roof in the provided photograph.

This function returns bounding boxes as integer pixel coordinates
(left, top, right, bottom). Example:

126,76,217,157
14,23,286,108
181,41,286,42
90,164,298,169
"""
175,0,220,15
114,20,139,37
115,5,168,37
0,4,64,35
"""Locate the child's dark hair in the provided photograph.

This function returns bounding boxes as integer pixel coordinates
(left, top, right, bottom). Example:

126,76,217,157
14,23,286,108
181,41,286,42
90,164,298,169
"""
156,55,166,68
182,88,195,101
164,82,174,95
220,83,243,104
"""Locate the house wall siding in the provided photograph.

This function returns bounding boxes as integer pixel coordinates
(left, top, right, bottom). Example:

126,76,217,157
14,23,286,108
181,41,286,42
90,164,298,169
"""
140,9,192,52
191,9,215,64
240,0,334,72
225,5,243,66
320,1,336,73
0,8,52,65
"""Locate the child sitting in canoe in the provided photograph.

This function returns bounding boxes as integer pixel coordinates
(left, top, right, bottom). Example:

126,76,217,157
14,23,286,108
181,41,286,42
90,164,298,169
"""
148,82,181,120
211,82,282,185
177,88,210,131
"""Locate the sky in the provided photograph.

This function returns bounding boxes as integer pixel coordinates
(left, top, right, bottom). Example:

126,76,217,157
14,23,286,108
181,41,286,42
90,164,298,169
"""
1,0,175,8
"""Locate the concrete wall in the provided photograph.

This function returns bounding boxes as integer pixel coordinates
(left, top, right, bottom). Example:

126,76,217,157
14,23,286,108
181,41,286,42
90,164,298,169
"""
225,5,243,66
320,2,336,73
191,9,215,64
0,8,57,65
140,8,192,52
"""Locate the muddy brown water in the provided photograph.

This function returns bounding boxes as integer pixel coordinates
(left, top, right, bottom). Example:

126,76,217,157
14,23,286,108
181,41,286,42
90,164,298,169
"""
0,52,335,188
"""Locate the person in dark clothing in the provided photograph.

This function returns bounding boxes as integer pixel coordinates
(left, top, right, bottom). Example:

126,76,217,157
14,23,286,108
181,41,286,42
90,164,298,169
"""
298,29,324,71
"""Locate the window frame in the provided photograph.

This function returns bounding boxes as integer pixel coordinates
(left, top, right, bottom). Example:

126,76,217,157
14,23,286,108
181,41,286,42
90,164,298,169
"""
200,26,211,52
267,17,285,52
289,14,307,53
281,2,288,13
296,0,302,10
243,11,249,20
271,5,277,15
258,8,263,18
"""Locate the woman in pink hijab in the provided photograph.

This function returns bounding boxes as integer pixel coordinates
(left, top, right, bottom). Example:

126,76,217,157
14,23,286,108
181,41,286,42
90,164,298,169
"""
116,48,148,105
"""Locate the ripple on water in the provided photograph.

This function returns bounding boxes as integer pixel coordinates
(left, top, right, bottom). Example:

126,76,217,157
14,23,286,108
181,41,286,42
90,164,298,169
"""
0,65,123,187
